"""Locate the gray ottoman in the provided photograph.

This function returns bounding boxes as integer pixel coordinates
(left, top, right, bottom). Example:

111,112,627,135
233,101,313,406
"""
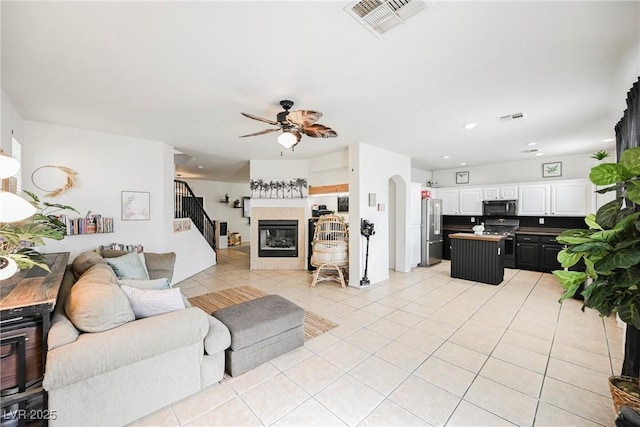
212,295,304,377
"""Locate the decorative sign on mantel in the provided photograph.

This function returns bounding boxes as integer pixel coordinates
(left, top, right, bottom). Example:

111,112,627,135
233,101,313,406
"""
249,178,308,199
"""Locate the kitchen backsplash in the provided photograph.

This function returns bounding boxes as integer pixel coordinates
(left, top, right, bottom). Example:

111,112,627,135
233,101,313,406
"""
443,215,587,230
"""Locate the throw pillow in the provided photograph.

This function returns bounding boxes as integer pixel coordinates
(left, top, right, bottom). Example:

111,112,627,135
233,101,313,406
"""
120,285,185,319
118,277,171,290
106,252,150,280
71,251,107,279
65,264,135,333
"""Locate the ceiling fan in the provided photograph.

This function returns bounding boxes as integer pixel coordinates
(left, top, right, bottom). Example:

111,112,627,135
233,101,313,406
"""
240,100,338,150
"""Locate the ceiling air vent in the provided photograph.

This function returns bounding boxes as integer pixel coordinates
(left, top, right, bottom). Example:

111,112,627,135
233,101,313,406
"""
497,112,526,123
345,0,428,36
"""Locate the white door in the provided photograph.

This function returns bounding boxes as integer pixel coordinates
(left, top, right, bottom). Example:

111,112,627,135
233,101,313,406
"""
483,187,499,200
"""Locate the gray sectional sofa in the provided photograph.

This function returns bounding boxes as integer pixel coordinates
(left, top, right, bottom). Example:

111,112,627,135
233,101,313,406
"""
43,250,231,426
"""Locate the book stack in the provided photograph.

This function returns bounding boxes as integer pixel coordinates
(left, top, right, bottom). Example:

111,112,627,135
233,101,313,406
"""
58,214,114,235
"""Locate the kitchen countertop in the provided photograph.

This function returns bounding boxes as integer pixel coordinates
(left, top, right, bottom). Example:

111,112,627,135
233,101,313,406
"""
443,226,474,232
516,227,567,236
449,233,506,242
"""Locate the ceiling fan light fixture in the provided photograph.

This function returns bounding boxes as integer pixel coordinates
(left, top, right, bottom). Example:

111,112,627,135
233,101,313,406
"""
278,132,298,149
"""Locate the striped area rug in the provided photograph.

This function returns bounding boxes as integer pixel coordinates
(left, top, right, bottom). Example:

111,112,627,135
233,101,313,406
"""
188,285,338,341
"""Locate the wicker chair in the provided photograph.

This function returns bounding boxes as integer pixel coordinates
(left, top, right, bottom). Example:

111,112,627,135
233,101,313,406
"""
310,214,348,288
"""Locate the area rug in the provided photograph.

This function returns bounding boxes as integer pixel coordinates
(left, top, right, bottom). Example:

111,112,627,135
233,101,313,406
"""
188,285,338,341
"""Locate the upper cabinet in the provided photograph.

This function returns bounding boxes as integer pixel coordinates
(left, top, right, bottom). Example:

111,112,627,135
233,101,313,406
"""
518,180,589,216
459,188,483,215
434,188,482,215
518,184,550,215
435,179,590,217
551,181,589,216
483,186,518,200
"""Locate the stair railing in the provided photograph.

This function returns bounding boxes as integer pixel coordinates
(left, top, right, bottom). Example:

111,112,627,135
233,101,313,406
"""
174,180,216,251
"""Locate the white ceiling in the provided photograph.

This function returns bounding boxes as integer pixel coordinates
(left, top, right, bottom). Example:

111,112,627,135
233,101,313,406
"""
2,1,639,183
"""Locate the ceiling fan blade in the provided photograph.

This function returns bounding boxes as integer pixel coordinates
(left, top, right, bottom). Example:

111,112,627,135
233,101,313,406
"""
239,128,280,138
241,112,279,126
287,110,323,127
303,124,338,138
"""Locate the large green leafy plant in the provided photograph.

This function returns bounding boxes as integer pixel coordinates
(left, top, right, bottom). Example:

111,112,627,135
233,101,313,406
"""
553,146,640,328
0,191,77,271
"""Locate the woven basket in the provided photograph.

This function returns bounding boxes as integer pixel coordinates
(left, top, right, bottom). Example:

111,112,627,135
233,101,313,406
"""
609,375,640,413
311,241,348,266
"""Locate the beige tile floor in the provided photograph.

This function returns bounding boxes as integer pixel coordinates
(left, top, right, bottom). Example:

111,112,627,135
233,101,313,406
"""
131,246,622,427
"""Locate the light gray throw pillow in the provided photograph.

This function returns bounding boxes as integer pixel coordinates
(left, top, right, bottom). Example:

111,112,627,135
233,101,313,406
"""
120,285,185,319
106,252,150,280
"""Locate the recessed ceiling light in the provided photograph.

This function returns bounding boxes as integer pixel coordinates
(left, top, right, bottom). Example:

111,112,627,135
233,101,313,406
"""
603,138,614,143
460,162,467,166
535,152,544,156
442,155,450,159
463,123,478,130
527,142,537,146
197,165,204,169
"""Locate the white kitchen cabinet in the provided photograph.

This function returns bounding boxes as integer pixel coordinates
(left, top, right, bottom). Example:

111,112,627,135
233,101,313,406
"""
437,189,459,215
431,188,481,215
483,186,518,200
518,180,590,216
518,184,550,215
459,188,483,215
551,181,589,216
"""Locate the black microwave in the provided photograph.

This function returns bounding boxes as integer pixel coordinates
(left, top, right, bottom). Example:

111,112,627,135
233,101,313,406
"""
483,200,518,216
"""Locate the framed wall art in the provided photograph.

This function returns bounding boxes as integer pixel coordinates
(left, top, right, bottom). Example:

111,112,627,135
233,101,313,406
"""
456,171,469,184
542,162,562,178
121,191,150,221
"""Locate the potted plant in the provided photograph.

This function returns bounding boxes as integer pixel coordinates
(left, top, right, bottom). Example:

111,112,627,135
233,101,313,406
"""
552,146,640,411
0,191,77,272
591,149,612,161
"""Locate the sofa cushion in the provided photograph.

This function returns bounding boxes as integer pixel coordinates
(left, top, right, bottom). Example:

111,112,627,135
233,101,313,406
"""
65,264,135,332
143,252,176,281
120,285,185,319
71,251,106,279
118,277,171,290
106,252,150,280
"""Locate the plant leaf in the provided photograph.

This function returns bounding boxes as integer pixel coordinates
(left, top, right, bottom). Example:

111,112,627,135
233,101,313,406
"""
556,229,595,245
620,146,640,175
627,180,640,204
595,248,640,272
590,163,631,185
552,270,587,302
557,249,583,268
618,305,640,330
584,214,602,230
596,199,622,229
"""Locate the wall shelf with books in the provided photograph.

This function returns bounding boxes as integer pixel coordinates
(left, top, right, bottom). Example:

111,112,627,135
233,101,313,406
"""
59,213,114,235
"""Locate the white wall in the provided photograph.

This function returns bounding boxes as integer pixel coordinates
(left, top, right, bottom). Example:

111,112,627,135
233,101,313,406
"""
21,121,215,283
184,179,251,243
1,88,23,153
427,152,599,188
308,150,349,186
348,143,412,287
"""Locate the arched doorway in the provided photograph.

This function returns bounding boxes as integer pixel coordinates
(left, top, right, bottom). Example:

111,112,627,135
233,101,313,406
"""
388,175,410,272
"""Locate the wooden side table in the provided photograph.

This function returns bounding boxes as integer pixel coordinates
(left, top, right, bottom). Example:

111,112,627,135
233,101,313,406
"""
0,252,69,426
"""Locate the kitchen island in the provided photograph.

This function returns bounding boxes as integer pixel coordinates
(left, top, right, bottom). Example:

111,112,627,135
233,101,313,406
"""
450,233,505,285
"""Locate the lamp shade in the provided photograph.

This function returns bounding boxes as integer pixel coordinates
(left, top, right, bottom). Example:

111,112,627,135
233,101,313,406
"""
0,191,37,222
278,132,298,149
0,256,18,280
0,154,19,179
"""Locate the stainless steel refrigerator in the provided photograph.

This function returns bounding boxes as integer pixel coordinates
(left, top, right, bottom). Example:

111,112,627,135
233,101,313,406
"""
419,198,443,267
